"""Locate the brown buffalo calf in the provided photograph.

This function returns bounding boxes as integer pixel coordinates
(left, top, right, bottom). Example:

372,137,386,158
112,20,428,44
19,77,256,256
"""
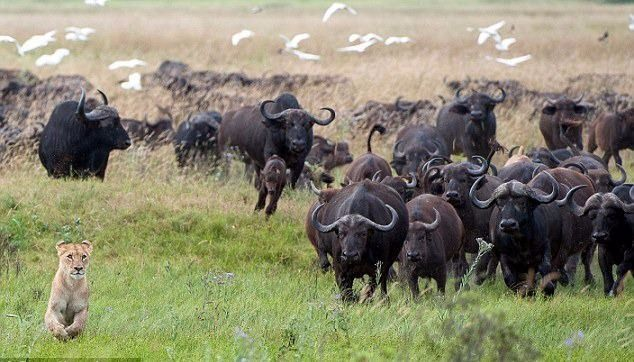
587,108,634,166
255,155,286,218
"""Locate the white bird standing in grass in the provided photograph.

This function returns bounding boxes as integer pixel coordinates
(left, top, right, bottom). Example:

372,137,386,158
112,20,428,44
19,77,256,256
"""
488,54,532,67
337,39,378,53
279,33,310,49
384,36,412,45
120,72,142,91
65,27,95,41
108,59,147,70
85,0,107,6
322,2,357,23
495,37,516,51
0,30,56,56
35,48,70,67
231,30,255,46
629,14,634,31
285,49,320,61
477,20,505,45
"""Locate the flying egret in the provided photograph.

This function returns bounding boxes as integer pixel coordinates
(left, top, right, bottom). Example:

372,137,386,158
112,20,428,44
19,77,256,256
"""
232,30,255,46
121,72,142,91
279,33,310,49
337,39,377,53
0,30,56,56
629,14,634,31
108,59,147,70
385,36,412,45
493,54,532,67
35,48,70,67
323,2,357,23
477,20,505,45
285,49,320,61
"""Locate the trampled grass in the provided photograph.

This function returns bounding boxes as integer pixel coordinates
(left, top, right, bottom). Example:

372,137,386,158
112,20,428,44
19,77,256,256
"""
1,0,633,360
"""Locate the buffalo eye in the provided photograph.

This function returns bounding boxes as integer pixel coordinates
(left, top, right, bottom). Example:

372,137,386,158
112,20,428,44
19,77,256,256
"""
542,106,556,115
573,105,587,115
449,104,469,115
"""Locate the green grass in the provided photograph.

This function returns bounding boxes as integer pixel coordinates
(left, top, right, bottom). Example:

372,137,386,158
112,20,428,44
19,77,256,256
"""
0,157,632,360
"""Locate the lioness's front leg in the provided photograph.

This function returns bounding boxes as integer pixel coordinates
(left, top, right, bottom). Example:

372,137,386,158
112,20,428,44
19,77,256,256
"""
45,307,69,341
65,308,88,338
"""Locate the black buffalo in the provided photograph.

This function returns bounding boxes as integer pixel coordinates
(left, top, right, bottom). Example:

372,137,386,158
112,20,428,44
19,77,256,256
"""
436,88,505,158
559,191,633,295
539,95,590,150
173,111,222,168
470,168,594,295
218,93,335,188
309,180,408,301
399,194,464,296
38,88,131,179
343,125,391,184
391,125,449,176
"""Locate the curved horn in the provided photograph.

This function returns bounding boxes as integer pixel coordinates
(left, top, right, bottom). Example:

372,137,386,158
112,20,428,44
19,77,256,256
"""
508,145,520,158
363,204,399,232
469,176,497,209
311,203,340,233
609,164,627,186
421,208,441,231
467,156,489,177
260,100,284,121
371,170,383,182
404,172,417,188
555,185,587,217
97,89,108,105
571,94,584,104
392,140,405,159
309,181,322,196
545,95,560,105
421,157,451,173
630,187,634,203
528,172,559,204
396,96,415,112
455,88,468,104
76,87,88,123
311,107,336,126
563,162,587,175
491,87,506,103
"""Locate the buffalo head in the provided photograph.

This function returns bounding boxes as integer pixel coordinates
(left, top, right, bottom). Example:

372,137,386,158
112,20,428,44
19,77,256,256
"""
311,202,398,263
76,88,131,150
260,100,335,154
403,208,441,262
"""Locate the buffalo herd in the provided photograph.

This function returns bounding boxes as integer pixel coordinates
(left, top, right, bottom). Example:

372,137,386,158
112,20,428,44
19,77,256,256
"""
18,84,634,301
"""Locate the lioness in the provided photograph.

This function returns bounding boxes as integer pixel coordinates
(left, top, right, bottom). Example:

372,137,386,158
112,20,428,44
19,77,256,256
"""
44,240,92,341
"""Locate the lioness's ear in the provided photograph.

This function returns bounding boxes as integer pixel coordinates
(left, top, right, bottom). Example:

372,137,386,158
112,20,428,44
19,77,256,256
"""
56,240,67,255
81,240,93,254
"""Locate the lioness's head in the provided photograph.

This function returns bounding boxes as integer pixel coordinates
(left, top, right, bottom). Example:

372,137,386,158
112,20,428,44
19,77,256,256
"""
56,240,93,280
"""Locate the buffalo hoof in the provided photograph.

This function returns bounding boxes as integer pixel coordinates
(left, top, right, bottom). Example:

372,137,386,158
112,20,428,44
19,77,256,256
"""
319,260,331,273
584,275,595,286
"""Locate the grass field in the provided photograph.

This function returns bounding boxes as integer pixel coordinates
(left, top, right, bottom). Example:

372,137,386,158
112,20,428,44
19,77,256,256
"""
1,0,634,360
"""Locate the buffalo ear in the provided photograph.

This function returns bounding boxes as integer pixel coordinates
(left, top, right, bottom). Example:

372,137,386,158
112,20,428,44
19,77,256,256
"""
542,106,556,115
448,104,469,115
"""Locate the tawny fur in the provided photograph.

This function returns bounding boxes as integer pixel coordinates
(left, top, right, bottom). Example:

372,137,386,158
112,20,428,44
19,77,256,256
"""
44,240,92,341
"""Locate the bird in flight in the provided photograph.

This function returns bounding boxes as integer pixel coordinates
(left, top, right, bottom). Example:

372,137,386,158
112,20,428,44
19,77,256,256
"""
0,30,56,56
279,33,310,49
108,59,147,70
337,39,378,53
232,30,255,46
65,27,96,41
323,3,357,23
477,20,505,45
36,48,70,67
490,54,532,67
120,72,142,91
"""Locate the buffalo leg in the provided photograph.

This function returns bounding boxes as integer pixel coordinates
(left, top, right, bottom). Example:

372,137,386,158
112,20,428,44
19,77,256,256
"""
379,262,391,297
538,246,556,296
433,266,447,295
317,242,331,272
601,151,612,166
610,256,633,296
453,250,468,290
563,253,579,286
254,186,267,212
336,271,355,302
265,190,281,217
289,162,303,189
613,150,623,166
408,274,420,299
582,242,596,285
500,256,520,292
598,246,615,296
361,274,377,303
